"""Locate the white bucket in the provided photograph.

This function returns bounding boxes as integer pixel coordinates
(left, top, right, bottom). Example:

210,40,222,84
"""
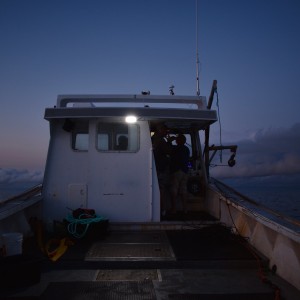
2,232,23,256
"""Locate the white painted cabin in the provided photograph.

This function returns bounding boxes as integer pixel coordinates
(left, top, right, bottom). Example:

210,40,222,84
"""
42,94,217,225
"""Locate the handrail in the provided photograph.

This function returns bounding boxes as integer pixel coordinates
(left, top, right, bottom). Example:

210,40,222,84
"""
0,184,43,221
1,183,42,205
56,94,207,109
213,178,300,228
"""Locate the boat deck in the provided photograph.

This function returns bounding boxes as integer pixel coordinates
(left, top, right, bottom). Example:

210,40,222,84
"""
1,224,300,300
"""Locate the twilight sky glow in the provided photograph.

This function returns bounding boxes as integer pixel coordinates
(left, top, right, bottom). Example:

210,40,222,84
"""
0,0,300,184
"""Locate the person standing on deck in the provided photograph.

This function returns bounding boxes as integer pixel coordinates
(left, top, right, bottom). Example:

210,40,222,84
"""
151,124,172,216
169,134,190,214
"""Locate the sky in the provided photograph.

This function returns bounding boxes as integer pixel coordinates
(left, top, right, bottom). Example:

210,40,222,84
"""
0,0,300,186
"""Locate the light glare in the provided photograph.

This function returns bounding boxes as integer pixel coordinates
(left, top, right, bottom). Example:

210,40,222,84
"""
125,115,137,123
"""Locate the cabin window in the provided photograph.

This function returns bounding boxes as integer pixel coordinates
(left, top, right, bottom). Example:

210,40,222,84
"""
71,121,89,151
97,123,139,152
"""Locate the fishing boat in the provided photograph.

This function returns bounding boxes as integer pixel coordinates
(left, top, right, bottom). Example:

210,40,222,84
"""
1,82,300,299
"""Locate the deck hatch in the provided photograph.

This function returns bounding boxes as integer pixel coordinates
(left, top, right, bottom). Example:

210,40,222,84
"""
85,231,175,261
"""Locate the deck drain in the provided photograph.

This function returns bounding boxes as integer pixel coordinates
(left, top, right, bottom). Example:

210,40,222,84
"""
96,269,158,281
85,243,174,261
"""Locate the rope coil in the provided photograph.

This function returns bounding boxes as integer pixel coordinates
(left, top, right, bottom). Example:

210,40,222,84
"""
65,213,107,239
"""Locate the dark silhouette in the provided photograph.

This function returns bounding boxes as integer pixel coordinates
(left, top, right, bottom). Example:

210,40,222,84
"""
116,135,128,150
169,134,190,213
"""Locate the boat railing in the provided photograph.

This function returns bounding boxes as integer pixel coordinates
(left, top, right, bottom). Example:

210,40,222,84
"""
0,184,43,221
211,178,300,291
56,94,207,109
212,178,300,236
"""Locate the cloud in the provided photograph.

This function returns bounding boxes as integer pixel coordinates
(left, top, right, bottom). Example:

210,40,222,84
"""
210,123,300,178
0,168,44,184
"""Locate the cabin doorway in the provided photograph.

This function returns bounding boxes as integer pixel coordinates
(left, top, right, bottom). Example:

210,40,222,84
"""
150,123,206,221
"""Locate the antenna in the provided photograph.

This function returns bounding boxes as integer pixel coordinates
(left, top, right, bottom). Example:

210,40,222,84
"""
196,0,200,96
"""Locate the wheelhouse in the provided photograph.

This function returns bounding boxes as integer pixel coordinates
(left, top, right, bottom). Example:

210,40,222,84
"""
42,94,218,225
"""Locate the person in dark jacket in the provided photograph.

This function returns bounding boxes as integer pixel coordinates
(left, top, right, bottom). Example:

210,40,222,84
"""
169,134,190,213
152,124,172,215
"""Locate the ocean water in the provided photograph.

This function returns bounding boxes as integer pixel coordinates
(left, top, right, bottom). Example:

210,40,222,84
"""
1,177,300,221
222,177,300,221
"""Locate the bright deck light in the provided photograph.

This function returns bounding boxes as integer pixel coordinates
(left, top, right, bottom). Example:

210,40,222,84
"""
125,115,137,123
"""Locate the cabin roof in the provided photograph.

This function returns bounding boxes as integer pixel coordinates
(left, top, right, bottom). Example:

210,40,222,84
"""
55,94,208,109
44,94,218,130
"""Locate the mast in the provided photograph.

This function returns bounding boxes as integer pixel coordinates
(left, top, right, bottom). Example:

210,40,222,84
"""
196,0,200,96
